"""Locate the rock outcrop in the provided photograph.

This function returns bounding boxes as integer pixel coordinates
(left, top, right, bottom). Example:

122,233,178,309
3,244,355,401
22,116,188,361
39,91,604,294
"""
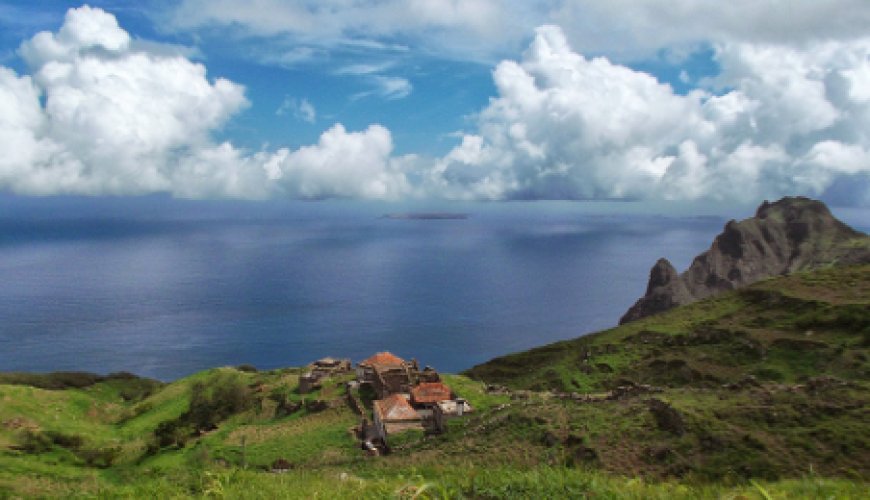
620,197,870,324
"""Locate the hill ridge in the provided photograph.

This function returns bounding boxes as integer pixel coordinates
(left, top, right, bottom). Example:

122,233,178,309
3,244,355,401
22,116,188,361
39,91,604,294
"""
620,196,870,324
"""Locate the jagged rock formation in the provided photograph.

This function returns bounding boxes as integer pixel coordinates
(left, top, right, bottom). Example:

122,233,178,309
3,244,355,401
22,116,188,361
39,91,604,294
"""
620,197,870,324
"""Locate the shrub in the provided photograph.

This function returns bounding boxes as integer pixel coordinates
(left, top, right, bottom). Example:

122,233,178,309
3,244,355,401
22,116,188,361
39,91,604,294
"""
753,367,784,382
153,420,192,449
0,371,103,390
17,430,86,454
76,446,121,468
794,304,870,332
19,430,52,453
187,376,254,432
150,373,255,452
45,431,84,450
0,370,163,394
268,389,301,418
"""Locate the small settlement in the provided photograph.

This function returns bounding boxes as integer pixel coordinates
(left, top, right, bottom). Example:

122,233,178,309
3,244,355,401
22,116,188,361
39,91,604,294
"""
295,351,472,454
354,352,472,453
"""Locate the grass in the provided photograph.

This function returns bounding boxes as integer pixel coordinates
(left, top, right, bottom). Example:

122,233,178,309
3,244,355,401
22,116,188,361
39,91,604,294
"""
0,265,868,497
1,463,866,498
465,264,870,392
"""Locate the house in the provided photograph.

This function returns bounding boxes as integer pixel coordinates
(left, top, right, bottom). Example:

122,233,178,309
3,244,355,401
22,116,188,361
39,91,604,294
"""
410,381,453,421
357,351,406,383
433,398,473,433
357,352,414,398
298,372,321,394
371,365,413,399
352,352,474,449
314,356,340,367
298,356,352,394
312,357,351,372
372,394,424,441
417,366,441,383
410,382,452,407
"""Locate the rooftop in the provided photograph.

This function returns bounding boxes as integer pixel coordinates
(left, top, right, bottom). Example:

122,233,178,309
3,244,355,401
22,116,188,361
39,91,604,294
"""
360,351,406,367
374,394,420,421
411,382,453,404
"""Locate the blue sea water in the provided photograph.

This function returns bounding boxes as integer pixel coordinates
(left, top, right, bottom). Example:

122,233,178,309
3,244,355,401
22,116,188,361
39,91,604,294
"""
0,196,866,381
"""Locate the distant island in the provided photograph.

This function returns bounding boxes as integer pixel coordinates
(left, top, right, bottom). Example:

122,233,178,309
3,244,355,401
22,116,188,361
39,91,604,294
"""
381,212,469,220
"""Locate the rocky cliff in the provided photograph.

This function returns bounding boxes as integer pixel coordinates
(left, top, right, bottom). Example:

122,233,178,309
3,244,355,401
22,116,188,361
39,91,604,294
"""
619,197,870,324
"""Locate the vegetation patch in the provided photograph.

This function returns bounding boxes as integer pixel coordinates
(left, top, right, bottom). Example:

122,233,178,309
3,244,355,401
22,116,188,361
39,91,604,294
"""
0,265,868,496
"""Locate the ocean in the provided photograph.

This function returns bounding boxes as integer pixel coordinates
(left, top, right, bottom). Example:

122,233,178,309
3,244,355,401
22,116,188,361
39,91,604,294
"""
1,196,866,380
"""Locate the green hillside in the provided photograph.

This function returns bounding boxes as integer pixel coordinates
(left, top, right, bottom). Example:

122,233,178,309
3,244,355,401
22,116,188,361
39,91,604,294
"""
466,264,869,391
1,265,868,498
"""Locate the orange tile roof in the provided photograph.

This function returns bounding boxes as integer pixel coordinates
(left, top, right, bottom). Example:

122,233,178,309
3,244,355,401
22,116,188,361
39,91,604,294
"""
374,394,419,421
411,382,452,404
360,351,405,367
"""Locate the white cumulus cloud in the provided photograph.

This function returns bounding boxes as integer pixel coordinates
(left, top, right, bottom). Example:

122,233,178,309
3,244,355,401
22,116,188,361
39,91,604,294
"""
428,26,870,204
267,124,411,199
2,6,870,205
0,6,410,200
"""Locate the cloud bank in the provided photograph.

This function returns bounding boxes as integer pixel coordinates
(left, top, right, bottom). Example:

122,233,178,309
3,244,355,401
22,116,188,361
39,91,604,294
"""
0,6,409,200
167,0,530,62
165,0,870,63
433,26,870,203
1,6,869,204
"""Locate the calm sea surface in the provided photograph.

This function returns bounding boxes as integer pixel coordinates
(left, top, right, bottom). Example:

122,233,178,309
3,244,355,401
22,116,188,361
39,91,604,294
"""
1,196,866,380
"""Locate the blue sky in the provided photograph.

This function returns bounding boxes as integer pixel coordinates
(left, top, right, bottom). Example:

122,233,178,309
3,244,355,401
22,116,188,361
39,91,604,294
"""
1,0,503,156
1,1,869,204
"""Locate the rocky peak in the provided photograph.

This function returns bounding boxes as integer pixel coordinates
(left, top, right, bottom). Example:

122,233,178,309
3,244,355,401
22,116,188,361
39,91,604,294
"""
619,197,869,324
646,258,680,293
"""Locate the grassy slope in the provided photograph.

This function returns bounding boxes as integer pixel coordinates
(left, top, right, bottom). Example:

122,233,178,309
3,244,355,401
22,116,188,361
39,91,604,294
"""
2,371,865,498
466,264,870,392
0,266,868,497
457,264,870,480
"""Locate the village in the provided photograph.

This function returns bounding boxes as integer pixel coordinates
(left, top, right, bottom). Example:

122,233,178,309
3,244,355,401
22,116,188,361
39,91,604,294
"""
296,352,472,455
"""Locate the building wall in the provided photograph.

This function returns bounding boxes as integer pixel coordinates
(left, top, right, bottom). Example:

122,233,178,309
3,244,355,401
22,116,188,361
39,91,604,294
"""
298,376,320,394
357,366,373,382
372,407,386,440
384,420,424,435
374,369,411,398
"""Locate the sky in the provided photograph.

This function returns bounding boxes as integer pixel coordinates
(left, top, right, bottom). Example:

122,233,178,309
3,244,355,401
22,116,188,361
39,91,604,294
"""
1,1,869,205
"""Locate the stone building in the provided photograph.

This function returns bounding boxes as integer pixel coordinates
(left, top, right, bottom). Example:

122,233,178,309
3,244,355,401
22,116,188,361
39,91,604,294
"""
433,398,472,433
372,394,424,441
357,352,406,383
298,356,352,394
357,352,414,398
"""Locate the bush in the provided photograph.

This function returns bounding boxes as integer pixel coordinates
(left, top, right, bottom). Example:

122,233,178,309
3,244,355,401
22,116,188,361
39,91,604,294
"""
187,375,254,432
0,371,103,390
268,389,301,418
236,364,258,373
19,430,53,453
0,370,163,394
17,429,88,454
153,420,192,449
753,367,784,382
76,446,121,468
45,431,84,450
150,373,255,452
794,304,870,332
